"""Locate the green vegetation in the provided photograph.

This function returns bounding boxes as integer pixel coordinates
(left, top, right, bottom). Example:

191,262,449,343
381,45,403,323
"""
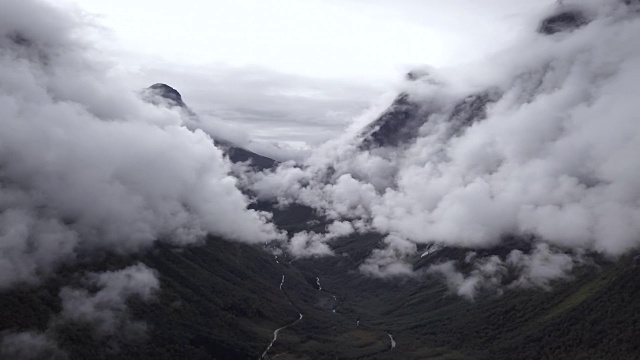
1,224,639,359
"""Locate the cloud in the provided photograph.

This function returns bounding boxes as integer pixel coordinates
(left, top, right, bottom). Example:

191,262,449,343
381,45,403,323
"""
0,331,68,360
327,220,356,237
506,243,577,290
359,235,417,278
0,264,160,356
134,63,384,157
288,231,335,258
247,1,640,299
287,220,356,257
427,243,577,300
428,261,488,300
57,263,159,337
253,0,640,258
0,0,283,289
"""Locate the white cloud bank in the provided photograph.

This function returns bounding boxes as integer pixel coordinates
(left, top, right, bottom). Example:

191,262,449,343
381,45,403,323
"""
0,0,283,289
250,0,640,291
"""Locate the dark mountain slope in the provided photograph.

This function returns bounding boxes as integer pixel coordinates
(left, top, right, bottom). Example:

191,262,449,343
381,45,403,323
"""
144,83,277,170
284,234,640,360
221,143,278,171
358,88,499,150
359,93,421,149
538,8,589,35
0,237,325,359
1,206,638,359
3,2,640,359
147,83,189,109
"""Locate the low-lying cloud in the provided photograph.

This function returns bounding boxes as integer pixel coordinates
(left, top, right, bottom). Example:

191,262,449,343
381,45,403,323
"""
249,0,640,292
428,243,578,299
1,263,160,356
0,0,284,289
287,220,356,257
58,263,159,337
0,331,68,360
359,235,416,277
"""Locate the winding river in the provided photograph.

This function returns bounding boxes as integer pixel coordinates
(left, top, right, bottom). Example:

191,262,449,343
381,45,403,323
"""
261,275,303,360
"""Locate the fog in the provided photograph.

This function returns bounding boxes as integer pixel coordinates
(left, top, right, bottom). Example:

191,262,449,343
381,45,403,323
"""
250,0,640,296
0,0,286,290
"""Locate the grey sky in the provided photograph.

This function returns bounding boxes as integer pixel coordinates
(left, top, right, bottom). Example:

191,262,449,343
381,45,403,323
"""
54,0,556,150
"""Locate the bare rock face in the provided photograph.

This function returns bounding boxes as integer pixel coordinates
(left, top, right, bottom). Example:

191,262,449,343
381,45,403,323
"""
143,83,278,170
359,93,422,149
146,83,188,108
359,4,602,151
538,10,588,35
358,89,499,150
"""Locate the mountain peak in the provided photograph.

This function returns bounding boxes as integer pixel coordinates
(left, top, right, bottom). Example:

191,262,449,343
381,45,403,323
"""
538,9,588,35
146,83,187,108
142,83,278,170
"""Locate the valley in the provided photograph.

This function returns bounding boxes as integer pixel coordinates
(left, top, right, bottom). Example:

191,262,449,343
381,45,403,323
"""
2,1,640,359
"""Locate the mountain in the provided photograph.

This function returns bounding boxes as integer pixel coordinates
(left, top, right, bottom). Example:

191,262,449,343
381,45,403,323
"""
2,210,640,359
144,83,278,171
146,83,189,109
358,90,499,150
538,8,589,35
358,5,598,152
2,0,640,359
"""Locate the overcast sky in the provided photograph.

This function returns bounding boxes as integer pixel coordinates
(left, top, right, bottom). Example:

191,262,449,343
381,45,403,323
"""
53,0,555,150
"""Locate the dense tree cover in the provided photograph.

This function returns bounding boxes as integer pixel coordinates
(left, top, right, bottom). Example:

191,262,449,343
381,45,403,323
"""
1,216,639,359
